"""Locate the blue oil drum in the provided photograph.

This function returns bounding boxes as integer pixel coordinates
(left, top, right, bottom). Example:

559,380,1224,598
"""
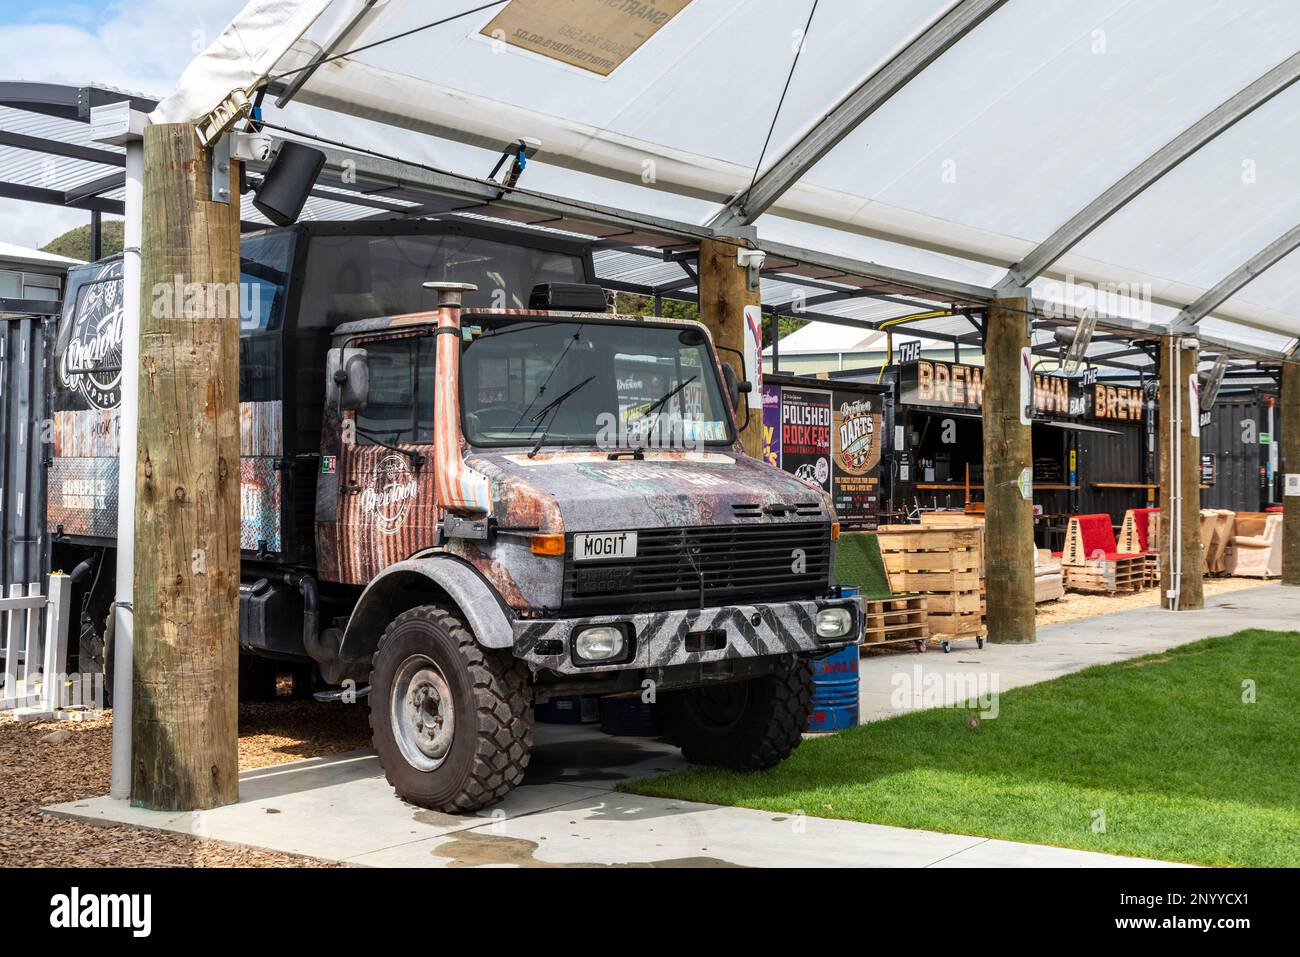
808,585,861,732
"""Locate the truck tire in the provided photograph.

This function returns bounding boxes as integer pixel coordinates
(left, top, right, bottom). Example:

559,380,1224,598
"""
662,659,813,771
370,605,532,812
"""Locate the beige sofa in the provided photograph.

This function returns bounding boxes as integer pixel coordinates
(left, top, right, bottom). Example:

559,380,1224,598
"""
1034,547,1065,603
1226,513,1283,578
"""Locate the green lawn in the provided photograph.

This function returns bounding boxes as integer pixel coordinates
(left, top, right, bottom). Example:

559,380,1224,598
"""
624,630,1300,866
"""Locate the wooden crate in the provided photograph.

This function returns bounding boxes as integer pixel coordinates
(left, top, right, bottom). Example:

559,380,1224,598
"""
1064,556,1145,594
888,569,981,594
876,525,982,553
861,596,928,648
872,525,986,651
927,612,986,637
881,549,980,574
923,590,983,615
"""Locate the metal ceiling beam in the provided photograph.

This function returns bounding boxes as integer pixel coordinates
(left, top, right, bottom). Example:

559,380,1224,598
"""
1170,222,1300,330
708,0,1008,227
0,180,122,214
1000,49,1300,289
63,172,125,204
756,238,993,305
0,131,124,167
0,81,155,120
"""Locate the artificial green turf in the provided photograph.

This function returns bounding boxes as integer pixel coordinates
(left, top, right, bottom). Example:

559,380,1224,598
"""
833,532,893,600
625,630,1300,866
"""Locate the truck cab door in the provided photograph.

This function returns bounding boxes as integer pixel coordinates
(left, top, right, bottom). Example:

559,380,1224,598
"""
321,335,440,584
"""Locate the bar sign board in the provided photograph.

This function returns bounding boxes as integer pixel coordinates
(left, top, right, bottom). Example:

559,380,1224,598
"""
482,0,691,75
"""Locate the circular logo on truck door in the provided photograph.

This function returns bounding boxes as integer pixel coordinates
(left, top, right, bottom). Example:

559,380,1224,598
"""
362,454,419,535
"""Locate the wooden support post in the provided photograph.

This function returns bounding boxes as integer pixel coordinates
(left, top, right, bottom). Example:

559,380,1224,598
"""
982,296,1035,643
131,124,241,810
1282,360,1300,585
699,237,763,457
1158,336,1204,610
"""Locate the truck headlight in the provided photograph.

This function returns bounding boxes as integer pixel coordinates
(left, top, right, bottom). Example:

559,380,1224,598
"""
815,607,853,639
573,625,626,661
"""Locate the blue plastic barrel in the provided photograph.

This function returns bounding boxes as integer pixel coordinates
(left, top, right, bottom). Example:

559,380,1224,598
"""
808,585,861,732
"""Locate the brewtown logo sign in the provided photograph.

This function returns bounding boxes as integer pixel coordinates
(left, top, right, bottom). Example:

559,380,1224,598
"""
362,454,420,535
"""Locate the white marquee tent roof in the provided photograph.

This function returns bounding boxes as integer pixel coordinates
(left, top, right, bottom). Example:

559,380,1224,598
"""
151,0,1300,359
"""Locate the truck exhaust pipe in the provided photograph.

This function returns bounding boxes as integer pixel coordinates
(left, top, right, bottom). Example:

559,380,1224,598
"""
279,572,348,685
424,282,492,516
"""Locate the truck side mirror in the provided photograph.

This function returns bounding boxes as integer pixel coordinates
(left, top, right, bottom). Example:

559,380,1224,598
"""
721,363,752,413
326,347,369,413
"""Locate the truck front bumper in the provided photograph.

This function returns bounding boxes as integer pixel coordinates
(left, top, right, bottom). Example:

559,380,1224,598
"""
512,597,860,675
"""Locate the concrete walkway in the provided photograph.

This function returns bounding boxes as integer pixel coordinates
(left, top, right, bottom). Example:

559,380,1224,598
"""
49,586,1292,867
47,727,1178,867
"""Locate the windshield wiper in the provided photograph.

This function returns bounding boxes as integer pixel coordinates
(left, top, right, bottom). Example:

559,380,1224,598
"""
641,375,696,418
527,375,596,459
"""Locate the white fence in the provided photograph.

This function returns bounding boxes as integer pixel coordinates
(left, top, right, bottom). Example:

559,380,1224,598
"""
0,573,72,718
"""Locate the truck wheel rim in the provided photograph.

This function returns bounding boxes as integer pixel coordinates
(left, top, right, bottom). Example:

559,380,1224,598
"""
391,654,455,772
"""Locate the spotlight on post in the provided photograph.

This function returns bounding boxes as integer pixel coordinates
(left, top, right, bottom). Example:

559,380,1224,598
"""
253,141,326,226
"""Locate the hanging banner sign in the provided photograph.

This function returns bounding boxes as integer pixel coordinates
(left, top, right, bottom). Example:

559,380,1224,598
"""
761,384,781,469
1019,348,1034,426
742,304,764,411
481,0,691,76
1189,373,1201,438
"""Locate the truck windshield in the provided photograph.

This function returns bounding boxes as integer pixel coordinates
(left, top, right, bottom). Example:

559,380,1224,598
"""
459,317,735,451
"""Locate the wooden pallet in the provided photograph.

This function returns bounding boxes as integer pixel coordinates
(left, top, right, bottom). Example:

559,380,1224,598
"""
881,549,980,574
1064,556,1145,594
887,569,981,593
927,611,985,637
923,590,983,615
873,526,986,650
861,596,928,647
876,525,981,553
1143,553,1159,587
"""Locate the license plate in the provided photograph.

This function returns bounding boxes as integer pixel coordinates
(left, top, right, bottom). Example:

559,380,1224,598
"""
573,531,638,561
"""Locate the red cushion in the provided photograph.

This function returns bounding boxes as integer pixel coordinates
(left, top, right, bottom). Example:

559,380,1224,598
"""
1074,514,1119,555
1132,507,1160,553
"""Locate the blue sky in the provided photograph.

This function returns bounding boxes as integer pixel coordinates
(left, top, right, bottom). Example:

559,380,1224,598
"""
0,0,246,247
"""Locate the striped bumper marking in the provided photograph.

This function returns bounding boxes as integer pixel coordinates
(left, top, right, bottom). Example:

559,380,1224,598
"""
511,599,859,675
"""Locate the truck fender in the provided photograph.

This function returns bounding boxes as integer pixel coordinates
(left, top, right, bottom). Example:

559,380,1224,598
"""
338,556,515,667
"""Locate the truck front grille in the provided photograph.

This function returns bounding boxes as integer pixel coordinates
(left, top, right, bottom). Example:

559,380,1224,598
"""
562,522,831,611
